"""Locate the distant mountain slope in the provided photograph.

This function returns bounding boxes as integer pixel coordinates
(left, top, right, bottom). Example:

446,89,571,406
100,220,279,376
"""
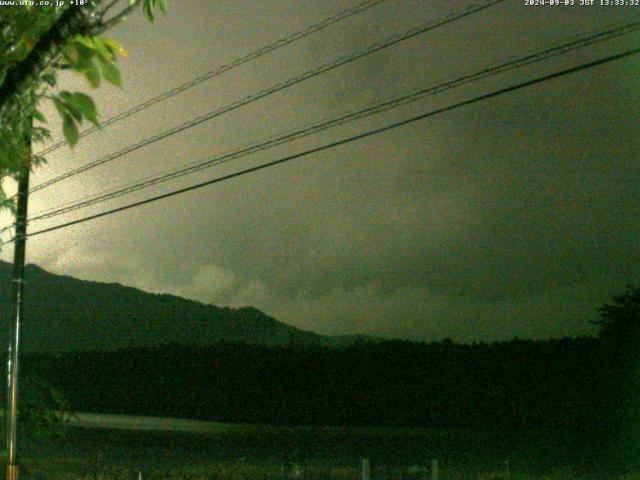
0,262,326,352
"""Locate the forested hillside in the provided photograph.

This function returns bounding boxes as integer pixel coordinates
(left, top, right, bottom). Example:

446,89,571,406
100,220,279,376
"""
22,337,624,435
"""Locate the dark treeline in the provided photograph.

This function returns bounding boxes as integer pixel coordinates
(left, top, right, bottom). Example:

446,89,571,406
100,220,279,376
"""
15,285,640,469
4,286,637,474
20,336,628,434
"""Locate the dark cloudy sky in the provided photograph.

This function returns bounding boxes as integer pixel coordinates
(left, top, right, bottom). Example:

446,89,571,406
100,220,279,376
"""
1,0,638,342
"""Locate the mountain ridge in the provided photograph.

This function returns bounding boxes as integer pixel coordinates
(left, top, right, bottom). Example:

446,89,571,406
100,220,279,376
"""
0,260,365,352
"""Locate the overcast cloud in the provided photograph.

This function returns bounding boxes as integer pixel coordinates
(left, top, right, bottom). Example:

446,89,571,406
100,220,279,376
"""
1,0,638,342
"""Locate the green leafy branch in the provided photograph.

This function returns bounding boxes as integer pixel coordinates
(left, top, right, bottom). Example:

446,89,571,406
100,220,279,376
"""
0,0,169,218
49,34,127,146
136,0,168,22
62,35,125,89
0,0,169,156
44,0,169,146
52,91,99,147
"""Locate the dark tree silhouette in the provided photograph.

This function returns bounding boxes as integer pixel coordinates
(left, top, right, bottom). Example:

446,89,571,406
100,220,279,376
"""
589,286,640,468
594,285,640,349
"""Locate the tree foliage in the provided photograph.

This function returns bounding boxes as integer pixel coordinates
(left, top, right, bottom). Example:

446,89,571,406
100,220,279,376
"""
0,0,168,210
594,285,640,348
0,0,169,440
17,374,71,438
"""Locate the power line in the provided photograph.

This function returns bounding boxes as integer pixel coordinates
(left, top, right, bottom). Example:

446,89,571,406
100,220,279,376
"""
28,0,505,195
35,0,390,157
19,17,640,226
3,16,637,237
11,45,639,243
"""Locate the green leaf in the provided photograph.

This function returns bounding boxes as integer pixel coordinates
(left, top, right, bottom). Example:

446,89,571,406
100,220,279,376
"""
67,42,98,72
70,92,99,128
31,154,48,168
52,97,66,118
33,110,47,124
95,38,115,60
76,42,95,56
158,0,168,15
97,56,121,87
83,59,101,88
58,92,83,123
74,42,97,69
0,196,17,216
99,36,127,57
68,105,84,123
31,127,51,143
73,35,96,51
62,114,79,148
42,72,56,86
143,0,154,22
63,42,80,65
58,91,72,102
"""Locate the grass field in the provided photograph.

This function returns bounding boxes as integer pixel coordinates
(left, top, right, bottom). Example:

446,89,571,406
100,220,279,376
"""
15,423,636,480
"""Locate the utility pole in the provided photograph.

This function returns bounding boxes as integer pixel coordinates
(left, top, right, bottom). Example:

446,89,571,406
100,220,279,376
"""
6,121,31,480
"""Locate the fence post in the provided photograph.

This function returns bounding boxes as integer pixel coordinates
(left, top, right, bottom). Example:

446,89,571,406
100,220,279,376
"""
362,458,370,480
430,459,438,480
